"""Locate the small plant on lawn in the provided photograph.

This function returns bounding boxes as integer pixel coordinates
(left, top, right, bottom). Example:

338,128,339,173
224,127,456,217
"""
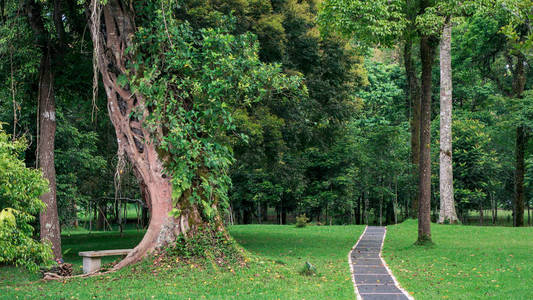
299,261,318,276
295,214,309,228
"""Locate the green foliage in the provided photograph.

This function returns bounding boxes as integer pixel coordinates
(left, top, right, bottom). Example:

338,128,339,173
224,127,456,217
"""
318,0,406,48
129,1,305,219
295,214,309,227
0,125,53,271
452,116,499,212
55,109,107,226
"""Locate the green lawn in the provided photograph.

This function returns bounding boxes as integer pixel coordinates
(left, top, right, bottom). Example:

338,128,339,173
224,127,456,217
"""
383,220,533,300
0,225,364,299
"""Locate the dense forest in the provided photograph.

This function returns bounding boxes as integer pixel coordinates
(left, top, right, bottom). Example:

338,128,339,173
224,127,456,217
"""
0,0,532,271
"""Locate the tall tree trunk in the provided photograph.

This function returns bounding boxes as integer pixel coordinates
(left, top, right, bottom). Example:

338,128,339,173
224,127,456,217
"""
514,125,525,227
479,202,483,226
363,191,368,225
97,202,105,231
494,201,498,224
417,34,437,243
261,202,268,222
405,38,421,218
491,192,496,224
27,0,62,260
513,53,526,227
355,194,361,225
527,201,531,226
88,0,220,270
37,50,62,259
438,19,458,224
394,177,398,224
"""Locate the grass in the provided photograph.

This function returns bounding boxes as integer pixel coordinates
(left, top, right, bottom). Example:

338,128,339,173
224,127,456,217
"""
0,225,364,299
383,219,533,300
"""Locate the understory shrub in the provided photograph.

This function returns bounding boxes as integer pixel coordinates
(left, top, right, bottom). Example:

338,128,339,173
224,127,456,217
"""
164,226,246,268
295,214,309,227
0,125,53,271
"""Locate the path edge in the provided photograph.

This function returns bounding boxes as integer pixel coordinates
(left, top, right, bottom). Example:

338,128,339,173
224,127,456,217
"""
380,227,414,300
348,225,368,300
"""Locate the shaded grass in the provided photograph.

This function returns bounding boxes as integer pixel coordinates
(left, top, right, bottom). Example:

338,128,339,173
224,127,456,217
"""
383,219,533,300
1,225,363,299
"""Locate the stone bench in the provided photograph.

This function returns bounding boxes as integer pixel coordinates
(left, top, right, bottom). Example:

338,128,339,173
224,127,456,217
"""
78,249,132,274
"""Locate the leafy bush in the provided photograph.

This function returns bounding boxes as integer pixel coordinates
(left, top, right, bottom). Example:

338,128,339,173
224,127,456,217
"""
0,124,53,271
295,214,309,227
164,226,246,267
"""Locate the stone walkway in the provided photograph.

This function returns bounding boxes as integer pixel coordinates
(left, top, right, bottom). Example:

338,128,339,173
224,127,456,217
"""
349,226,413,300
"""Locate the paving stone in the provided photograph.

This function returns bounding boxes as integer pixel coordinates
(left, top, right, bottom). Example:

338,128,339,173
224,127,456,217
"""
361,294,409,300
352,258,383,265
357,284,402,294
356,244,382,249
357,239,382,247
353,274,395,284
351,252,380,259
354,248,381,253
353,266,389,274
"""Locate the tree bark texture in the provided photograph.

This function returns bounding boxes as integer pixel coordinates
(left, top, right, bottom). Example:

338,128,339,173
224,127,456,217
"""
418,34,437,243
514,125,525,227
27,0,62,260
404,38,421,218
513,53,526,227
438,20,458,224
88,0,208,270
37,50,62,259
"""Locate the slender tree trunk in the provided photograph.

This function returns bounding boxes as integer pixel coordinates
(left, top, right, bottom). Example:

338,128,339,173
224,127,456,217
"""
261,202,268,222
394,177,398,224
355,194,361,225
527,201,531,226
417,34,437,243
514,126,526,227
89,0,222,270
479,201,483,226
438,19,458,224
494,201,498,224
363,191,368,225
491,192,496,224
379,197,383,226
97,202,105,230
405,38,421,218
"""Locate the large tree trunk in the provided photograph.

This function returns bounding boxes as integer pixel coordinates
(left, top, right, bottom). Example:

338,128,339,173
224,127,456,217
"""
513,53,527,227
438,20,458,224
37,50,62,259
404,38,421,218
417,34,436,243
27,0,62,260
88,0,211,270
